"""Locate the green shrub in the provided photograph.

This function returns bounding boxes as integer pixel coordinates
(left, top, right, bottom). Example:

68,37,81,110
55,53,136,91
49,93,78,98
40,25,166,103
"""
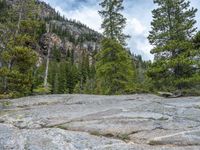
33,84,51,95
0,92,20,99
181,88,200,96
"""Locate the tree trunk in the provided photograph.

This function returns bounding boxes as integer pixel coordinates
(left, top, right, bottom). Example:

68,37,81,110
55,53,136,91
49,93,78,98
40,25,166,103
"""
16,1,23,36
3,76,7,93
44,23,50,88
44,47,50,88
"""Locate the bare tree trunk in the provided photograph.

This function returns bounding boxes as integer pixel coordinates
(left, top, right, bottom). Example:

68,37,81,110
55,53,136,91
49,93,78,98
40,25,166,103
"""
3,76,7,93
44,23,50,88
3,59,13,93
16,0,23,36
44,47,51,88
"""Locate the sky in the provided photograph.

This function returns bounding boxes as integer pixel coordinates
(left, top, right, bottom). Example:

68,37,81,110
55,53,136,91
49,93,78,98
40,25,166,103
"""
41,0,200,60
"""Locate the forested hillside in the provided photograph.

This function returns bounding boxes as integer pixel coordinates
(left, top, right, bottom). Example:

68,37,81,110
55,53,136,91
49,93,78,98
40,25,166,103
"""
0,0,199,98
0,0,148,98
0,0,101,97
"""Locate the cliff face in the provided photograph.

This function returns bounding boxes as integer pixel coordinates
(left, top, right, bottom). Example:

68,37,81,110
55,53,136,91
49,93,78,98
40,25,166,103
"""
5,0,102,63
41,5,102,63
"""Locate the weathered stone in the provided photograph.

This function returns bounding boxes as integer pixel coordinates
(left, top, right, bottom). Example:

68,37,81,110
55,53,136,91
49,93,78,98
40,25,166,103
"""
0,94,200,149
148,130,200,146
0,124,24,150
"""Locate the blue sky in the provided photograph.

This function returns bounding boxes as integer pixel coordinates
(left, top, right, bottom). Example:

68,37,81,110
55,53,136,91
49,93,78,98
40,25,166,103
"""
41,0,200,60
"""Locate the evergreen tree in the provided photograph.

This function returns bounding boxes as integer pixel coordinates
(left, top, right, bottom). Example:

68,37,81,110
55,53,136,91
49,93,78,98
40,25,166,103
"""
48,61,59,94
66,62,79,93
13,0,40,36
0,0,8,23
52,45,61,62
193,31,200,50
75,49,90,92
99,0,129,45
0,45,37,96
148,0,199,91
96,39,134,94
58,62,67,93
0,0,44,97
96,0,135,94
70,49,75,64
48,59,79,94
192,31,200,78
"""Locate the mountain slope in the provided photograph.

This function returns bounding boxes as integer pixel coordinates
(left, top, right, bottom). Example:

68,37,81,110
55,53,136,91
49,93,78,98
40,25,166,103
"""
0,0,149,97
0,0,103,97
5,0,102,62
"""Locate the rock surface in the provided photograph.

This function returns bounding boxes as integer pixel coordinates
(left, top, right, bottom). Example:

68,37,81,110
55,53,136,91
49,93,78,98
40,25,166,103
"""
0,94,200,150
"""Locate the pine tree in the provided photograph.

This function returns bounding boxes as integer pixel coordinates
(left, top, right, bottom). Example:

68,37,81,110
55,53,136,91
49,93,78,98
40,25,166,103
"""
48,61,59,94
77,50,90,91
14,0,40,35
58,62,67,93
0,45,37,96
0,0,8,23
193,31,200,50
66,62,79,93
99,0,129,46
52,45,61,62
148,0,199,91
192,31,200,80
0,0,44,97
96,39,134,94
96,0,135,94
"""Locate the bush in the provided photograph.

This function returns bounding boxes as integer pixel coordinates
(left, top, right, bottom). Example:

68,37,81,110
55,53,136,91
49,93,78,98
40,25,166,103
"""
125,83,151,94
0,93,13,99
181,89,200,96
0,91,26,99
33,84,51,95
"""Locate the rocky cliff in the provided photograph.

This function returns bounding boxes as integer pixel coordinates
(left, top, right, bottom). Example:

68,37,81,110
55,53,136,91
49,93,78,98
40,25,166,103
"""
5,0,102,63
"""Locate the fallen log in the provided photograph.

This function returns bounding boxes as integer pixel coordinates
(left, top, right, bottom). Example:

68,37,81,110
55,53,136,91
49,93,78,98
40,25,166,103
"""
158,91,182,98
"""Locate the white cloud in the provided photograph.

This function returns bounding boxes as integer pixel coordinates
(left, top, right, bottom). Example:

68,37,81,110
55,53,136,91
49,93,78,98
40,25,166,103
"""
135,39,153,60
126,18,146,35
127,36,153,60
124,16,153,60
54,5,102,32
